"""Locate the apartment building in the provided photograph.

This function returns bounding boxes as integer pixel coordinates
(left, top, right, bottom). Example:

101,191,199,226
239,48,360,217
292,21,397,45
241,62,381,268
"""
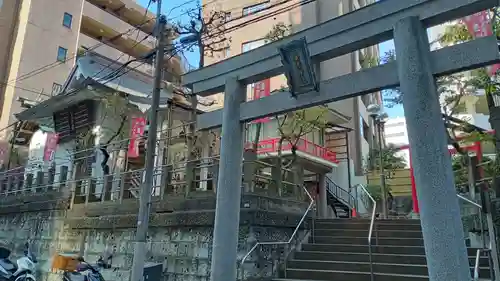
0,0,182,138
384,117,410,167
201,0,381,188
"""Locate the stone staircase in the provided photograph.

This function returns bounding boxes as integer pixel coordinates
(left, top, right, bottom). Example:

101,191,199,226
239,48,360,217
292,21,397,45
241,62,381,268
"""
274,219,490,281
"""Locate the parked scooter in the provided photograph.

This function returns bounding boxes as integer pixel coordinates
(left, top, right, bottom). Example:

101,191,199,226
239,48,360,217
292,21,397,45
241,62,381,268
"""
0,242,37,281
62,254,112,281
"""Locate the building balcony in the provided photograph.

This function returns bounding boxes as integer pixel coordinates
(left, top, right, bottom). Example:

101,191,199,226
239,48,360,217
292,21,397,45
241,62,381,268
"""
78,33,154,75
83,1,155,49
84,0,158,35
79,15,184,80
247,137,339,173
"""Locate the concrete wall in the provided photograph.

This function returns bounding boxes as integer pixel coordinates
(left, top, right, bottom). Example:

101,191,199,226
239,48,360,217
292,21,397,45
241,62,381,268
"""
0,193,310,281
0,211,82,281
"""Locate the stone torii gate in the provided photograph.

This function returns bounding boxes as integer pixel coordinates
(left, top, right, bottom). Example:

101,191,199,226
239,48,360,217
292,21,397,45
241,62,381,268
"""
182,0,500,280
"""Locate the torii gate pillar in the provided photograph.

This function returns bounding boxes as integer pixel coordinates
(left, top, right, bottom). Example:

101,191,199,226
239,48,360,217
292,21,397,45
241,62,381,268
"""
394,16,471,280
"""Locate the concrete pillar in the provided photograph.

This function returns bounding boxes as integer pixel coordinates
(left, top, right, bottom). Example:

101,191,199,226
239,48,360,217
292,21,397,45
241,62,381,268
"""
318,174,328,218
209,77,245,281
153,112,165,196
467,156,479,200
394,16,471,281
199,131,210,191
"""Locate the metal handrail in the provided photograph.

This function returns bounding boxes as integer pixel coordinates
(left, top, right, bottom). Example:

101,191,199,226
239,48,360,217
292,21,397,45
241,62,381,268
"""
456,194,498,281
325,177,356,212
473,247,493,281
357,184,377,281
239,184,315,280
456,194,486,249
474,249,482,280
457,194,482,209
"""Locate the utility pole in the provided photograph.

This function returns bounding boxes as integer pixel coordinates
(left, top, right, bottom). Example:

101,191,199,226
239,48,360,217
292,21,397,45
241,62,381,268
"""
130,0,165,279
377,121,388,219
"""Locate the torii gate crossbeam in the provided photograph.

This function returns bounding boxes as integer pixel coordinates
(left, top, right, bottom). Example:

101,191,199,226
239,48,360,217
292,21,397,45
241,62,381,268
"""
181,0,500,280
197,36,500,130
183,0,497,95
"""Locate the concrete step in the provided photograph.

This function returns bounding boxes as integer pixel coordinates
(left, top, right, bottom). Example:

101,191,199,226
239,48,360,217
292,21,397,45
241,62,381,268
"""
314,229,423,238
315,218,421,225
285,268,429,281
286,260,491,278
301,243,480,256
314,221,422,231
312,236,424,246
293,251,490,267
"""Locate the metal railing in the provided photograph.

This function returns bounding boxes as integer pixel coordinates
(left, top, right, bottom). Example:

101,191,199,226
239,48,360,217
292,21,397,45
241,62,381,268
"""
474,247,493,281
239,184,315,280
457,194,486,248
456,194,499,281
357,184,377,281
248,137,339,164
325,177,357,215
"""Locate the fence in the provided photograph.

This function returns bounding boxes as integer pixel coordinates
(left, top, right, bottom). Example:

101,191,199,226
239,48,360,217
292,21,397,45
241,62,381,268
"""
0,115,318,206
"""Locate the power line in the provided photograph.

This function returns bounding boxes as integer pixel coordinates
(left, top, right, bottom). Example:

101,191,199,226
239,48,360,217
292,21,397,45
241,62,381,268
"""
6,19,156,87
207,0,317,40
174,0,317,68
1,0,310,137
4,0,194,94
3,0,303,95
5,0,197,88
171,0,299,24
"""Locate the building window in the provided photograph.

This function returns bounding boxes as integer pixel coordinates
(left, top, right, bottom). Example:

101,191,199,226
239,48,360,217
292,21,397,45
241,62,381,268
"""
241,39,266,53
386,132,405,138
385,122,405,128
223,47,230,58
63,13,73,28
52,83,62,95
225,12,232,22
242,1,269,16
360,115,369,142
57,47,67,62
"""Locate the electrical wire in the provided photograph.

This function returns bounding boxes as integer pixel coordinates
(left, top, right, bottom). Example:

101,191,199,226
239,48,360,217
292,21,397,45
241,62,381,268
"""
3,0,309,94
5,19,156,88
171,0,301,24
92,32,154,84
0,0,318,142
5,0,196,88
7,43,196,165
201,0,317,42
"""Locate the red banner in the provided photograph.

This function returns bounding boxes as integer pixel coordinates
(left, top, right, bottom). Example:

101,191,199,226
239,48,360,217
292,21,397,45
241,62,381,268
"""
43,133,59,162
462,11,500,76
252,79,271,123
128,117,146,158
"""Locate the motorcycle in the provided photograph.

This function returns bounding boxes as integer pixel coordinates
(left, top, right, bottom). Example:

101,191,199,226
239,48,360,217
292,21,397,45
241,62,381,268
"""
62,254,112,281
0,242,37,281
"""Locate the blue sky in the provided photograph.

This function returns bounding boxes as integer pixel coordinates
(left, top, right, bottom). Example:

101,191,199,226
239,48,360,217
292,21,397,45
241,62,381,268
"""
138,0,201,67
140,0,404,117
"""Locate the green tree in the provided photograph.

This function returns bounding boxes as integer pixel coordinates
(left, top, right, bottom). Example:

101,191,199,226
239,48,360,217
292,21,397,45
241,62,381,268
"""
437,14,500,197
368,144,407,172
243,23,331,195
452,154,496,191
370,17,500,170
366,184,392,202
